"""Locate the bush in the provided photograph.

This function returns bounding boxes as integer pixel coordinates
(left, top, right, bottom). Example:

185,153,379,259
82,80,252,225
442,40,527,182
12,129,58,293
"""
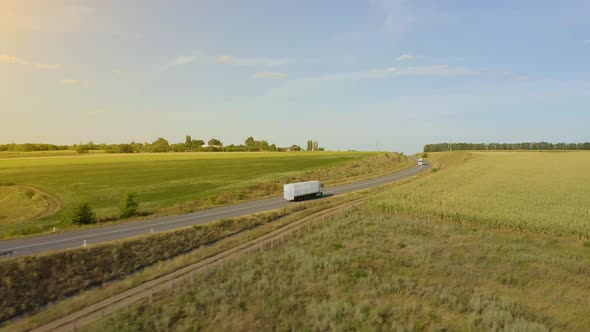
71,202,97,225
118,144,134,153
76,147,89,154
120,193,139,218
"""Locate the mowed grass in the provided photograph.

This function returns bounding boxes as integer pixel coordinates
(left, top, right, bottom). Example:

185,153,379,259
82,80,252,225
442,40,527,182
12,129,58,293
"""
85,205,590,331
0,151,405,237
376,151,590,237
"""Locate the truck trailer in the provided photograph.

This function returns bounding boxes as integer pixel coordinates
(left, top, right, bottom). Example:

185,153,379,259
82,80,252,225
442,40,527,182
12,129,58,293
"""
283,180,324,201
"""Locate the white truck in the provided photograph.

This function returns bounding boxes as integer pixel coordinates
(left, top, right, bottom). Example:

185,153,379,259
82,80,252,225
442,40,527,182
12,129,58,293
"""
283,180,324,201
418,158,424,166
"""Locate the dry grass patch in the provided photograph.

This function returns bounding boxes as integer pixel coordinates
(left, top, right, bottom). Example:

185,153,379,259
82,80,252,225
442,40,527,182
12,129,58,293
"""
84,206,590,331
0,185,60,225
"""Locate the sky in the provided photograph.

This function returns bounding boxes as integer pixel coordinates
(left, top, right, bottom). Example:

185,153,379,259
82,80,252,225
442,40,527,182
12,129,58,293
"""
1,0,589,153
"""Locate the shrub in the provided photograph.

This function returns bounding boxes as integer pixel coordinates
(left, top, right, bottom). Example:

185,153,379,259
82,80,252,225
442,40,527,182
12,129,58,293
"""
71,202,97,225
120,193,140,218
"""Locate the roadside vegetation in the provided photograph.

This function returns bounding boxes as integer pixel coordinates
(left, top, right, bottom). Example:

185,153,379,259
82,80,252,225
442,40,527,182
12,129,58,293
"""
84,204,590,331
0,151,411,238
0,204,312,321
0,192,368,329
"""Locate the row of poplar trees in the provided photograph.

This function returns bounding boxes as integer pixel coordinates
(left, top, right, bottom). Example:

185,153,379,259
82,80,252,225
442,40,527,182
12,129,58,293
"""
306,140,320,151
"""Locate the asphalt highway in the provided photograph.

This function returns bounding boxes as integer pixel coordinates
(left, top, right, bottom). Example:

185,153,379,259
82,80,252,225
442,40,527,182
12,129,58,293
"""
0,159,430,257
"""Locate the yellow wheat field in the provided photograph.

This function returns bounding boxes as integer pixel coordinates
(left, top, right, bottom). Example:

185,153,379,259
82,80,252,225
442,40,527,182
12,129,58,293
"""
374,151,590,237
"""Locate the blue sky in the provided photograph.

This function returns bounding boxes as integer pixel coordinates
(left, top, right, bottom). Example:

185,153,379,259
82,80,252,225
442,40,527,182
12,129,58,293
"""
1,0,589,152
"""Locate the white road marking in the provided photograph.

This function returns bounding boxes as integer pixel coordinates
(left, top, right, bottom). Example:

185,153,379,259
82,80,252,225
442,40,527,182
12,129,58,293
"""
4,200,284,251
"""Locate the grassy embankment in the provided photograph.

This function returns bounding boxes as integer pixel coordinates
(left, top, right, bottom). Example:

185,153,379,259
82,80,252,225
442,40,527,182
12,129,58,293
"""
85,151,590,331
0,191,370,330
1,203,307,323
0,151,411,238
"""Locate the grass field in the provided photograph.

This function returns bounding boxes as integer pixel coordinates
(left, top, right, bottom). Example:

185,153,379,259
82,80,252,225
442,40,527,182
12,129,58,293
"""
81,151,590,331
377,151,590,237
85,205,590,331
0,151,410,238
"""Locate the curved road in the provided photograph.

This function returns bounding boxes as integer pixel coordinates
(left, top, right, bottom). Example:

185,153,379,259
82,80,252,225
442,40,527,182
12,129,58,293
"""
0,159,430,257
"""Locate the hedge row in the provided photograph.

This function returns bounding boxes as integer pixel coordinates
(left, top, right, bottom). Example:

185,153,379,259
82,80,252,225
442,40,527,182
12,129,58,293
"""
0,205,305,322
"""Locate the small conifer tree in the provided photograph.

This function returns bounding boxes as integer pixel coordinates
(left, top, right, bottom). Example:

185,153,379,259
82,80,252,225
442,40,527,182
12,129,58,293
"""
120,192,139,218
72,202,97,224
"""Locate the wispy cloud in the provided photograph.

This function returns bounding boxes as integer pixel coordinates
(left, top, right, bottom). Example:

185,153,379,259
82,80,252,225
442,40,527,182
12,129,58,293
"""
319,64,483,81
0,54,60,69
216,54,290,66
217,55,234,63
388,65,481,77
160,55,198,71
160,53,289,73
62,79,81,85
396,54,414,61
253,71,288,79
173,55,197,65
370,0,415,33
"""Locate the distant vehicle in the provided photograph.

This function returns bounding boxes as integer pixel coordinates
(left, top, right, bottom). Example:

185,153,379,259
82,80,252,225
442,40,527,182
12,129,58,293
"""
418,158,424,166
284,180,324,201
0,249,14,256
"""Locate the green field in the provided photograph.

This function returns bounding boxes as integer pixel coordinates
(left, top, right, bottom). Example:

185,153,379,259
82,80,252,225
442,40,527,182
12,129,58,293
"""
0,151,409,238
83,151,590,331
377,151,590,237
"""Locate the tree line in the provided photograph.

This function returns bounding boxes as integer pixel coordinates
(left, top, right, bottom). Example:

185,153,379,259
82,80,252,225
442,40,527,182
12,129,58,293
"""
0,136,313,154
424,142,590,152
0,143,70,152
